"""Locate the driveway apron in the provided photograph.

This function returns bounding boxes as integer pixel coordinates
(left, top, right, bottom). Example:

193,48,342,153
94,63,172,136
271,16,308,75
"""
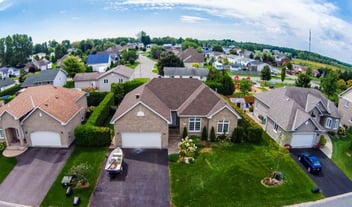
0,147,72,207
290,148,352,197
90,149,170,207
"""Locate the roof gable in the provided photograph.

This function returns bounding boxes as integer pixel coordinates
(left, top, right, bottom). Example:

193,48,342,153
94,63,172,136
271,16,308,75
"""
21,69,65,87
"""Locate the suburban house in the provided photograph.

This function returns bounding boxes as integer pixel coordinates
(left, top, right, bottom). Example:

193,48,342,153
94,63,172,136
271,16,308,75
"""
177,48,205,68
254,87,341,148
247,60,270,72
73,65,134,91
86,53,114,72
0,78,16,91
163,67,209,81
274,55,290,66
24,59,52,72
338,86,352,128
0,67,21,78
21,69,67,88
110,78,241,149
0,85,87,150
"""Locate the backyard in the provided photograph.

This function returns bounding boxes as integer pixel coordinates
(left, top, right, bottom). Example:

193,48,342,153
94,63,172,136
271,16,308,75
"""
332,136,352,180
169,143,323,207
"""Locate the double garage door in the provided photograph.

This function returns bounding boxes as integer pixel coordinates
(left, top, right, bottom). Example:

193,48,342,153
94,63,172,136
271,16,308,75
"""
290,133,315,148
30,131,62,147
121,132,162,149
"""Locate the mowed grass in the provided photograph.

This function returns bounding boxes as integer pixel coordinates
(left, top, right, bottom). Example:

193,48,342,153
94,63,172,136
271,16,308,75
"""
291,58,347,71
41,146,108,207
169,144,323,207
332,137,352,180
0,150,16,184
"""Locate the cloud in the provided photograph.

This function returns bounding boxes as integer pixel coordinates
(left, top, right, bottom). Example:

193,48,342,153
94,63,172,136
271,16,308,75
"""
180,15,207,23
0,0,12,11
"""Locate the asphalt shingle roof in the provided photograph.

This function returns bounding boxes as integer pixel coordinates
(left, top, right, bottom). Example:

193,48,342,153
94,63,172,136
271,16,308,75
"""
0,78,15,88
164,67,209,77
21,69,65,88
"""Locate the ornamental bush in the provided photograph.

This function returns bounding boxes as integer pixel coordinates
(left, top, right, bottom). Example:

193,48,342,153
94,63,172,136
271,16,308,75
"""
178,136,198,163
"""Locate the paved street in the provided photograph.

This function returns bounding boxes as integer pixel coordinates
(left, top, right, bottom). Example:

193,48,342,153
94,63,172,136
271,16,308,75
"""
132,55,158,79
0,148,72,207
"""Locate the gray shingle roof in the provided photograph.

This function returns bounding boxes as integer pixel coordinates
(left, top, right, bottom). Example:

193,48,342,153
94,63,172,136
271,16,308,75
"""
0,78,15,88
164,67,209,77
255,87,341,131
21,69,65,88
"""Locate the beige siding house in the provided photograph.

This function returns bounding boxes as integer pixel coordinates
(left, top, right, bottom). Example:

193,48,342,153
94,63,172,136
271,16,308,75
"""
0,85,87,153
110,78,241,149
254,87,341,148
338,86,352,128
73,65,134,91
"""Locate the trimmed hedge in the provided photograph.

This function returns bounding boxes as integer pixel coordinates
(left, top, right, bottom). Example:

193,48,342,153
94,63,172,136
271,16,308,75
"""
86,92,114,126
87,92,109,106
0,84,21,97
246,126,263,144
74,125,111,147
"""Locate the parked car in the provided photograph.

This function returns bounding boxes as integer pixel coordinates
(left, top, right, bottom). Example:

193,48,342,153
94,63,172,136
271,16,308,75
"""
298,152,322,173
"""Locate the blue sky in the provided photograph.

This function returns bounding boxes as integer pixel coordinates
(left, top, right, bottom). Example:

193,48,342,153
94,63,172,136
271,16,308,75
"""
0,0,351,64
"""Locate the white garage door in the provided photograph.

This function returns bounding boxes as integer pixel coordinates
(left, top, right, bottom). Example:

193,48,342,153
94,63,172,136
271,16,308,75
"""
30,131,61,147
290,133,315,148
121,132,162,149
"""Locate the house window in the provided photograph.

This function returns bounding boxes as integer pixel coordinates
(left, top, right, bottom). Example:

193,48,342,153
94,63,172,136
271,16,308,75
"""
119,78,123,83
345,100,350,108
325,118,332,128
273,123,279,133
217,120,230,134
333,119,339,129
189,118,201,132
349,117,352,123
0,129,4,139
103,79,108,84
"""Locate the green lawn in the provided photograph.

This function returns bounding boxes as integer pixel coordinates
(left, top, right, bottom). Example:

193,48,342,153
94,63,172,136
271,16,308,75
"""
41,146,108,207
125,61,140,69
332,137,352,180
0,147,16,184
169,143,323,207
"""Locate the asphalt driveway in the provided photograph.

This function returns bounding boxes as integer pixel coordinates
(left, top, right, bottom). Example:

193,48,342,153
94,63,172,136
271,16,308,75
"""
290,148,352,197
0,147,72,207
90,149,170,207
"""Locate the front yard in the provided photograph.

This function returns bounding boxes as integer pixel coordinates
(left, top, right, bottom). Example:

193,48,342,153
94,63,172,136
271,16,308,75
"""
332,137,352,180
0,143,16,184
169,143,323,207
41,146,107,207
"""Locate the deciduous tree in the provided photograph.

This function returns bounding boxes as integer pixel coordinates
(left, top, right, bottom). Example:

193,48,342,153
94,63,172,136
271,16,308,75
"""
157,51,184,75
62,56,85,77
295,73,311,88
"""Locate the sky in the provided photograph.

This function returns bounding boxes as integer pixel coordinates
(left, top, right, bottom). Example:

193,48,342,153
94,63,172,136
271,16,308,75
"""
0,0,351,64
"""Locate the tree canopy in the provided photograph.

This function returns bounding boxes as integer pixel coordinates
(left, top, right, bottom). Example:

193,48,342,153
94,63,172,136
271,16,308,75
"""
295,73,311,88
321,70,338,98
157,51,184,75
0,34,33,67
261,66,271,82
239,79,252,95
62,56,86,77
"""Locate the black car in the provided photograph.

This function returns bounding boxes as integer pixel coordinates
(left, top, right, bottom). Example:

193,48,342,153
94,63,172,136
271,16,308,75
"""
298,152,322,173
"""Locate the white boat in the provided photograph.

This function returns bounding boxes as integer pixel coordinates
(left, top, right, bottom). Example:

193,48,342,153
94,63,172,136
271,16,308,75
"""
105,147,124,175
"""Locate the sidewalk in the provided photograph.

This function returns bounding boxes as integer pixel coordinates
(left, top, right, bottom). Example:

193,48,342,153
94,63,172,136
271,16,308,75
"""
286,192,352,207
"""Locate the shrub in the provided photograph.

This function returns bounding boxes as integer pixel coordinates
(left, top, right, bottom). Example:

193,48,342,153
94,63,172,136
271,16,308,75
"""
201,126,208,141
178,137,198,163
249,104,254,112
210,126,216,142
338,127,346,136
319,135,327,147
231,127,243,143
87,92,109,106
182,127,188,138
86,92,114,126
246,126,263,143
217,133,227,142
0,84,21,97
0,142,6,151
74,125,111,147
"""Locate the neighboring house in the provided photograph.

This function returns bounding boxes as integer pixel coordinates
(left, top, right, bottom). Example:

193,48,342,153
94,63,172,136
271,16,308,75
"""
21,69,67,88
247,60,270,72
164,67,209,81
0,67,21,78
73,65,134,91
338,87,352,128
56,54,69,67
30,52,47,61
0,85,87,149
177,48,205,68
274,55,290,66
254,87,341,148
230,98,246,110
33,58,52,71
213,61,223,70
86,53,114,72
110,78,241,149
0,78,16,91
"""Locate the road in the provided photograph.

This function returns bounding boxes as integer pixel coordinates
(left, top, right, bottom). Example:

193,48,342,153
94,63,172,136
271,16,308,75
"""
132,55,158,79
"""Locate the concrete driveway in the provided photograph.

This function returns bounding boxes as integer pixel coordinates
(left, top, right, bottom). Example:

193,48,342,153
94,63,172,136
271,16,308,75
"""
290,148,352,197
0,147,72,207
90,149,170,207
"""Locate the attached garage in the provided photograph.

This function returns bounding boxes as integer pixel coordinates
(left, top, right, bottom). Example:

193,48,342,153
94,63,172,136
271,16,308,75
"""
30,131,62,147
121,132,162,149
290,133,316,148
